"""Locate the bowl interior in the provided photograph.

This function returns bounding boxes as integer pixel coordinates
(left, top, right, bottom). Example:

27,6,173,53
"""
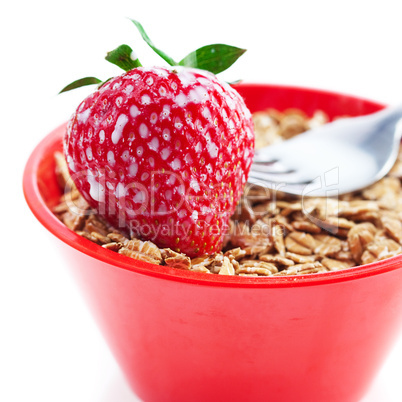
24,83,402,287
234,83,383,120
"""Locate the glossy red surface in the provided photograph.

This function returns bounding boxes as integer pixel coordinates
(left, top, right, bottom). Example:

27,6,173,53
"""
23,84,402,401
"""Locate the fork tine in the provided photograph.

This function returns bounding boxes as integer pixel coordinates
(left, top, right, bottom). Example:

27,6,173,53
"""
248,168,313,184
251,161,295,174
246,176,312,196
252,159,278,165
253,142,286,163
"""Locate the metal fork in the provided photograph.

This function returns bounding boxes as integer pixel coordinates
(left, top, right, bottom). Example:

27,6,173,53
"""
248,105,402,197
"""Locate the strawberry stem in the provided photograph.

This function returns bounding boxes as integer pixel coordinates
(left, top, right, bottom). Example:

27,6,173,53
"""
130,19,247,75
130,19,178,66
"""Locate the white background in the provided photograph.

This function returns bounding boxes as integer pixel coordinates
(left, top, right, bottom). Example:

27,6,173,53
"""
2,0,402,401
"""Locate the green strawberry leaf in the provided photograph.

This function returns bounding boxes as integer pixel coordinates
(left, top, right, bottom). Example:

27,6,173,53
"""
105,44,142,71
59,19,247,95
178,44,246,75
130,19,177,66
59,77,103,94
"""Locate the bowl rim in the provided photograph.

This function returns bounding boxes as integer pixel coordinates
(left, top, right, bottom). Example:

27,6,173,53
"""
23,82,402,288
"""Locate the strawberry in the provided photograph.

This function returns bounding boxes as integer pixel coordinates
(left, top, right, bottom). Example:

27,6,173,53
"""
62,20,254,257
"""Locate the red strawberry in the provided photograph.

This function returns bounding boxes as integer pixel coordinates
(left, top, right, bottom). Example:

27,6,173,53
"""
64,66,254,256
61,20,255,257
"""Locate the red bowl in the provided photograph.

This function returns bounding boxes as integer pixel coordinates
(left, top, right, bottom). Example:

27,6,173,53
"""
23,83,402,402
